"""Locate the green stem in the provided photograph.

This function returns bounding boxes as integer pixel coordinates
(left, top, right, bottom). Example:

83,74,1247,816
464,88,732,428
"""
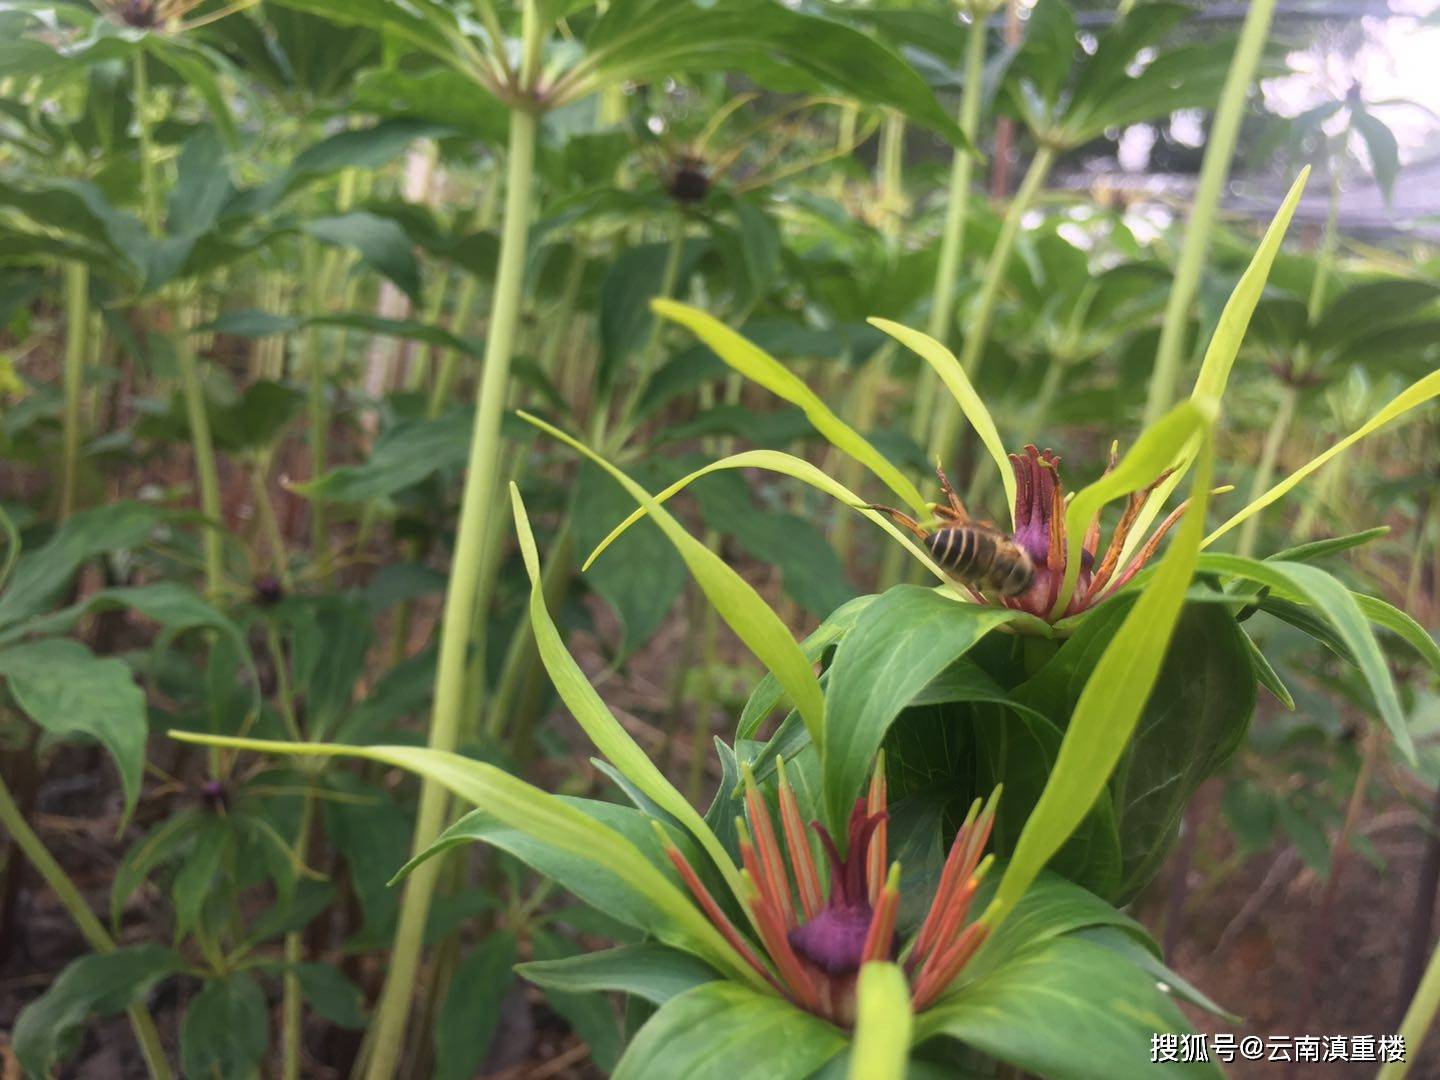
133,51,224,596
282,786,315,1080
928,142,1055,468
428,272,482,418
174,300,225,597
249,456,292,591
405,269,453,393
1383,935,1440,1080
1141,0,1279,425
1235,384,1297,558
363,8,543,1071
59,261,89,520
605,214,685,448
300,243,332,585
0,773,172,1079
911,14,987,450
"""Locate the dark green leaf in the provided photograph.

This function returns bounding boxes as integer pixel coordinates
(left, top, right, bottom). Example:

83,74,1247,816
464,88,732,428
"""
518,943,720,1006
180,973,271,1080
434,932,517,1080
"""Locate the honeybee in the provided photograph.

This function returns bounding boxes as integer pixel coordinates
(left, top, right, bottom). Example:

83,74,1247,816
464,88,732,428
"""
865,466,1036,598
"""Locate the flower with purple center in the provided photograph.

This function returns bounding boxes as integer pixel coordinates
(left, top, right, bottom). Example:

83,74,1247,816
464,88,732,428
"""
657,758,998,1028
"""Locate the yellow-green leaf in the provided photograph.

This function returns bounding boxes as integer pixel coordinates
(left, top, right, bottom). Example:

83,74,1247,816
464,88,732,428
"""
849,962,911,1080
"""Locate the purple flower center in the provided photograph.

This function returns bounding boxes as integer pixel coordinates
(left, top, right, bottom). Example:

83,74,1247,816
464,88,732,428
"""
787,800,890,975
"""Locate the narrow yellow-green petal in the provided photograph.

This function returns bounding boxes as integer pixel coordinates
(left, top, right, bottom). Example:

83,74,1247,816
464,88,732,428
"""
868,317,1017,527
652,299,927,515
1051,402,1210,619
1204,369,1440,547
849,962,912,1080
519,412,827,750
511,484,746,897
985,431,1215,931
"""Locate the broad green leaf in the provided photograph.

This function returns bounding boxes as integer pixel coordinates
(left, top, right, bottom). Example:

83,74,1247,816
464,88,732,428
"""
519,413,827,752
823,586,1020,835
435,932,517,1080
180,973,270,1080
1244,630,1295,711
985,436,1214,929
915,936,1220,1080
1,582,243,649
1024,600,1256,898
1204,368,1440,547
293,964,367,1030
599,239,708,390
512,484,745,897
294,408,473,503
1194,553,1415,763
651,301,927,515
1121,171,1309,565
0,639,146,822
0,502,163,629
206,309,479,357
12,946,185,1078
531,929,625,1071
167,733,764,989
869,318,1016,526
301,212,422,302
1079,926,1240,1023
0,501,18,593
613,981,845,1080
518,943,720,1006
1053,401,1211,619
850,963,912,1080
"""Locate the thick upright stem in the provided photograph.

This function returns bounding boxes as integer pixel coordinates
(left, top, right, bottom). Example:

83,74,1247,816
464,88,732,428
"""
1141,0,1279,425
0,773,172,1079
928,143,1055,469
282,787,315,1080
362,14,542,1070
1382,926,1440,1079
59,262,89,520
133,52,223,596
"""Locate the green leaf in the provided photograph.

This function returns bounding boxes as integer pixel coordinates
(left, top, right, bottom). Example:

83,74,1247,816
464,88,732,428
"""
206,309,479,357
302,212,421,302
518,415,828,753
518,943,720,1006
1194,553,1415,763
12,946,184,1078
850,963,912,1080
167,733,764,990
1266,526,1389,564
1354,592,1440,676
1351,109,1399,199
531,929,625,1071
823,585,1020,835
651,301,927,516
868,318,1016,527
1205,368,1440,547
180,973,270,1080
613,981,846,1080
600,239,707,390
915,936,1221,1080
294,964,368,1030
435,932,517,1080
0,502,163,629
583,1,967,148
984,436,1214,930
1,581,244,650
0,639,147,823
512,484,745,897
295,408,473,503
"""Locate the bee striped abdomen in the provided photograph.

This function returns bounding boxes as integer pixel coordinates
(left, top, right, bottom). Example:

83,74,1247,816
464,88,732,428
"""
926,526,1035,597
